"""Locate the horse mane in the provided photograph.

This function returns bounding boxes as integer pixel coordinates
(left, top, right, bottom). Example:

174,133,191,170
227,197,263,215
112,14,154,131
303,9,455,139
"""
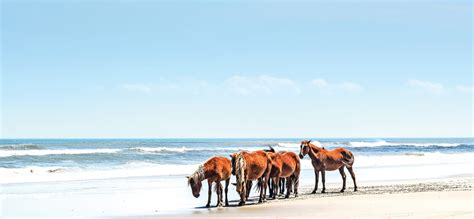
188,164,205,186
308,142,321,155
235,152,246,191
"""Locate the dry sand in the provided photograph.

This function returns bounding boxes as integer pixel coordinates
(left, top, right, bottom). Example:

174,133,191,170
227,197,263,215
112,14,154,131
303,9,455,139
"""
122,176,474,218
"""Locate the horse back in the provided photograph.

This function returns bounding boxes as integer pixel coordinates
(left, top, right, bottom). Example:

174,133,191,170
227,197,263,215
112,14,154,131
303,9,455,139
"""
205,156,231,181
243,150,272,180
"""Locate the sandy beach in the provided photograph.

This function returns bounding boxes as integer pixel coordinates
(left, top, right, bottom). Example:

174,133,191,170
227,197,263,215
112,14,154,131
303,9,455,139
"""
127,176,473,219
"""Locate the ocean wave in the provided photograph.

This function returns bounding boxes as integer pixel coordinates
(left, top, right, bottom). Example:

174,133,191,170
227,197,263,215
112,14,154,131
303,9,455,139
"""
0,148,121,157
2,152,473,184
276,141,321,148
0,144,44,150
128,146,252,154
299,152,474,169
0,162,199,184
347,140,466,148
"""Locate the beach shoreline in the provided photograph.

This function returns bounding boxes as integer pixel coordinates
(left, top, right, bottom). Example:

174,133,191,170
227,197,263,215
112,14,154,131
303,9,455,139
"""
123,175,473,218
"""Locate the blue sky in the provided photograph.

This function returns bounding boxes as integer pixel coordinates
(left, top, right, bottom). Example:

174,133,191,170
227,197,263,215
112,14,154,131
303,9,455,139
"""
1,1,472,138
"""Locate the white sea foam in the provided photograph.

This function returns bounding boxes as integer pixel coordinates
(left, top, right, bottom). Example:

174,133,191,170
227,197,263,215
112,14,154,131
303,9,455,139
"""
277,141,321,148
347,140,465,147
299,152,474,170
0,162,199,184
0,148,121,157
4,152,471,184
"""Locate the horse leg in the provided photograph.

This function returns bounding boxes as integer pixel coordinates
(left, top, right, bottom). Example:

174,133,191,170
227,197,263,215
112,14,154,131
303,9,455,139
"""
294,174,299,197
311,170,319,194
216,181,223,207
347,166,358,191
225,178,230,206
206,181,212,208
258,178,264,203
280,178,285,195
285,176,292,198
246,180,252,200
273,177,279,199
321,170,326,193
339,166,346,192
267,177,273,198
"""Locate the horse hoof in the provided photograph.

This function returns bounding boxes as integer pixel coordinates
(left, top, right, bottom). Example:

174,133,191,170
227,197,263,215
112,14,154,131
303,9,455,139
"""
340,189,345,193
225,202,229,207
205,204,210,208
311,191,316,194
354,189,358,192
321,190,326,193
238,202,244,206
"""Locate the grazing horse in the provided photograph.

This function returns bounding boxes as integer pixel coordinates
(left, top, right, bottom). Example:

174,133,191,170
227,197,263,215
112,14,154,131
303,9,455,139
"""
299,140,357,193
230,150,272,206
187,156,231,207
265,147,301,199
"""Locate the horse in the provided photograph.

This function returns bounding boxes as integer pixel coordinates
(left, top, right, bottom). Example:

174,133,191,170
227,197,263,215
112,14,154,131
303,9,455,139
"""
230,150,272,206
264,147,301,199
299,140,357,193
186,156,232,207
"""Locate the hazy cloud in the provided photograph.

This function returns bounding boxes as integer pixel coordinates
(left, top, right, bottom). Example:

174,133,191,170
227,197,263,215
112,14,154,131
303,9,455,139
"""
407,79,444,93
456,85,474,93
225,75,300,96
120,84,152,93
311,79,363,93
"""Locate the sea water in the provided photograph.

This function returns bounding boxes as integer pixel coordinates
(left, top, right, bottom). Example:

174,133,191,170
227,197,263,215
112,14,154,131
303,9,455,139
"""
1,138,473,217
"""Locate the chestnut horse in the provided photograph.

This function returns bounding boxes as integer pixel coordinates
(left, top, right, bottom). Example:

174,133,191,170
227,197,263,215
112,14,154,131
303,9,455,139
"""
230,150,272,206
265,147,301,199
187,156,231,207
299,140,357,193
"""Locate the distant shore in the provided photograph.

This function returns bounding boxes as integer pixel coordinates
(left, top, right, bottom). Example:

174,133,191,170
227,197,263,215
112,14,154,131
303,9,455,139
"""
127,175,473,218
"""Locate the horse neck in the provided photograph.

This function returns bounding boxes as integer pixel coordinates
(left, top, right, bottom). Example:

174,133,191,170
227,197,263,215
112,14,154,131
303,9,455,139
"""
308,143,320,160
192,164,206,182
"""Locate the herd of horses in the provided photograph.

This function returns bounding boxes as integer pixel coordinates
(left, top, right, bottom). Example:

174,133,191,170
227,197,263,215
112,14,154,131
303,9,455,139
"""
186,140,357,207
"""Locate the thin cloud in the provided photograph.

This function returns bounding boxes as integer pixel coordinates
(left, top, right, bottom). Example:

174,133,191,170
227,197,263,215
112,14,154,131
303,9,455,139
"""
225,75,300,96
311,79,363,93
311,79,329,89
120,84,152,93
456,85,474,93
407,79,444,93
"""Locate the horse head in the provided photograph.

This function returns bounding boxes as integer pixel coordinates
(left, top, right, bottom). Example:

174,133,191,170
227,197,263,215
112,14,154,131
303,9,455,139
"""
186,167,203,198
299,140,312,159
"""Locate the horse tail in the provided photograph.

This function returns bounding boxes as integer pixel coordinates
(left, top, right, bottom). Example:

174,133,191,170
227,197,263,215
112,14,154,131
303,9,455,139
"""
341,150,354,167
263,146,275,153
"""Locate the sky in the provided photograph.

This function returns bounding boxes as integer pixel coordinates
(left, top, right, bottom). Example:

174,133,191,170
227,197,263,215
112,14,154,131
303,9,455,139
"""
1,0,472,138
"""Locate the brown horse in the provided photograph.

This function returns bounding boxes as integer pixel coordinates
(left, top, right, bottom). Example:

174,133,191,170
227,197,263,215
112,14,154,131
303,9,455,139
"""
299,140,357,193
265,147,301,199
187,156,231,207
230,150,272,206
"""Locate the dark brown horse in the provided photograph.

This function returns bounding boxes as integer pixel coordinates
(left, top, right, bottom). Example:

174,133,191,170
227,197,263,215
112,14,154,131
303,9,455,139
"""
187,156,231,207
299,140,357,193
230,150,272,206
265,147,301,199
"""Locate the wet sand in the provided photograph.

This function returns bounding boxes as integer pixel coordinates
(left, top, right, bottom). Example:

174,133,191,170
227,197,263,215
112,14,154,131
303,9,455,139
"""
126,176,473,218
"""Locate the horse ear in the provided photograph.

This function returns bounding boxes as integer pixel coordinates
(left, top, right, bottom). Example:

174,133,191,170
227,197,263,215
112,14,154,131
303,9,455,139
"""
229,154,233,158
186,176,190,179
308,140,312,143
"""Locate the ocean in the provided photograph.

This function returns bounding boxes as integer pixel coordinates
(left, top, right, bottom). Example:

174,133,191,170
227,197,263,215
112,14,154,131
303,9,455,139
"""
1,138,473,217
1,138,473,183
